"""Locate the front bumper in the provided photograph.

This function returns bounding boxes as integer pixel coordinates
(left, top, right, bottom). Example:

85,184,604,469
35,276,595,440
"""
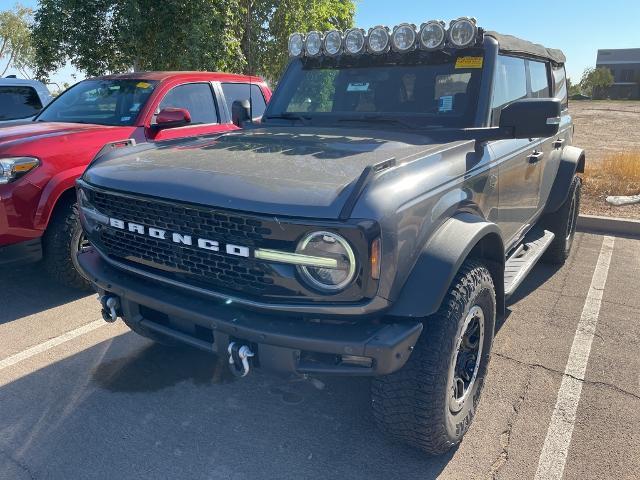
0,237,42,266
78,249,422,376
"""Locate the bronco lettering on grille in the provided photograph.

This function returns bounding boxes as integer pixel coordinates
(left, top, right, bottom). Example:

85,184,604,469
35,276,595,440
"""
108,217,250,258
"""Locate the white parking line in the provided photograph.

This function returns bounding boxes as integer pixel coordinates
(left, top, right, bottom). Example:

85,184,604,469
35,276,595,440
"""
534,235,615,480
0,320,106,372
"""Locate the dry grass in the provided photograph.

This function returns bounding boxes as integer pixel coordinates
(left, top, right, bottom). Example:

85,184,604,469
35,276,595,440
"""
582,152,640,198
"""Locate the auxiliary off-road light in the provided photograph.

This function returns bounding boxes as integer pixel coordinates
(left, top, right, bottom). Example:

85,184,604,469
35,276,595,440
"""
0,157,40,185
391,23,417,52
305,31,322,57
367,26,390,54
419,20,446,50
448,17,478,48
324,30,343,56
344,28,366,55
288,33,304,57
296,231,356,292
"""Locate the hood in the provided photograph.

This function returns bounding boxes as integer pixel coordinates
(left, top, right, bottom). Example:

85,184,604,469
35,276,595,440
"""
0,122,130,149
84,127,452,219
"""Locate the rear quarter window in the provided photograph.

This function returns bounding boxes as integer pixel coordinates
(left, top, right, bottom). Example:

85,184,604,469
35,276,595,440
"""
552,65,568,109
0,86,43,120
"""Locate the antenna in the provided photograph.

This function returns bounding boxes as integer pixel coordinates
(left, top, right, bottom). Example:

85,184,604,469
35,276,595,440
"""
246,0,253,121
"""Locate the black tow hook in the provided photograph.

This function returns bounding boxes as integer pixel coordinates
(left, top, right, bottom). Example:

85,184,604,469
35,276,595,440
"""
99,295,120,323
227,342,255,378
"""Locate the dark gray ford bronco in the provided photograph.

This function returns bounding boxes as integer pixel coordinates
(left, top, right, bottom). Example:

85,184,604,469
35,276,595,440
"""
77,18,584,454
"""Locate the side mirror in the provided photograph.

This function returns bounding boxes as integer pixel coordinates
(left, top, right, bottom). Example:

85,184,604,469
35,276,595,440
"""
499,98,561,139
231,99,251,127
155,107,191,129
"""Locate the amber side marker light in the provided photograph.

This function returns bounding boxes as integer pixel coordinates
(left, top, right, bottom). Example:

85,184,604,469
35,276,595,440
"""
371,238,381,280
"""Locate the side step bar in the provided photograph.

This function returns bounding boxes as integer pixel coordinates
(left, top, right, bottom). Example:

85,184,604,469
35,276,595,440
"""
504,228,555,299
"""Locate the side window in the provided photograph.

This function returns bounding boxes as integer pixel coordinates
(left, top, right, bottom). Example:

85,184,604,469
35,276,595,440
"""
158,83,218,125
552,65,568,109
490,56,527,125
0,86,43,120
221,83,267,119
528,60,550,98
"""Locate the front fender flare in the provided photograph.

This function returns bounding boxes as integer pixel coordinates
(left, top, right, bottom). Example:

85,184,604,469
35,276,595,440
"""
33,165,86,230
388,213,505,318
544,146,585,214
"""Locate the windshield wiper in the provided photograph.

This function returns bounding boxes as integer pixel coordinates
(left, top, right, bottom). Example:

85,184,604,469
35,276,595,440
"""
265,113,311,125
338,115,420,130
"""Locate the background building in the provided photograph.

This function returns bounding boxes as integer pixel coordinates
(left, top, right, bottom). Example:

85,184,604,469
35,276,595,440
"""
595,48,640,99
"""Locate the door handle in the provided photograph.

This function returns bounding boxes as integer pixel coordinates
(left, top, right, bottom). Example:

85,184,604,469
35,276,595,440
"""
527,151,544,164
553,138,565,149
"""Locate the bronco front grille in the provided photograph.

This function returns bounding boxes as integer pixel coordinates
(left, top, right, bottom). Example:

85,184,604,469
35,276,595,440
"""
91,190,275,296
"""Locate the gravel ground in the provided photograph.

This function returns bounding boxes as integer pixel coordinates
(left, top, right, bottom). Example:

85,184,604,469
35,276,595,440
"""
571,100,640,219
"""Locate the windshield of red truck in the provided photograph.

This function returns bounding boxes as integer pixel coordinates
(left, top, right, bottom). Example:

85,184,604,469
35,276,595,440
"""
36,79,158,126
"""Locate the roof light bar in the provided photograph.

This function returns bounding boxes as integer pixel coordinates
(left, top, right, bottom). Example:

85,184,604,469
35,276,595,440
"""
419,20,446,50
391,23,417,52
305,31,323,57
344,28,366,55
288,33,304,57
367,26,390,54
448,17,478,48
287,18,481,57
324,30,343,56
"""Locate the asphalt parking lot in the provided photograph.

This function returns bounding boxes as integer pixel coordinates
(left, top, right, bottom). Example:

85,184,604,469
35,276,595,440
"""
0,231,638,479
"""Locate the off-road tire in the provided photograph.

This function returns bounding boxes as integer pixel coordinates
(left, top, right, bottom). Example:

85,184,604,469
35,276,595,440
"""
541,175,581,265
371,260,496,455
43,200,92,290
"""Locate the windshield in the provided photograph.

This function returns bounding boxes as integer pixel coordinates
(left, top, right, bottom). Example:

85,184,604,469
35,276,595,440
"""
0,86,43,121
266,53,483,129
37,79,157,126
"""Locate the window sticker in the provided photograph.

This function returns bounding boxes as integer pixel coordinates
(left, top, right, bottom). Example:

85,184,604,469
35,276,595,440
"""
455,56,484,69
439,95,453,112
120,116,131,122
136,81,152,89
346,82,370,92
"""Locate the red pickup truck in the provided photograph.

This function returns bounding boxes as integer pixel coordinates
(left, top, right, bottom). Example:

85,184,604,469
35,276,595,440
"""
0,71,271,288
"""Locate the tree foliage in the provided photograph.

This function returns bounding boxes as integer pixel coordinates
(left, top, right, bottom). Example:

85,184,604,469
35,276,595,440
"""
0,4,36,77
31,0,355,83
579,67,614,96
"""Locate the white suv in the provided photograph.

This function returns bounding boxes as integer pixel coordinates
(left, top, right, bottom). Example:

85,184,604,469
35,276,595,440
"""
0,77,53,124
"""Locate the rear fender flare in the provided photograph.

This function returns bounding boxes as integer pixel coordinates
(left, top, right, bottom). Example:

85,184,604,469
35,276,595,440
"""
388,213,505,319
544,146,585,214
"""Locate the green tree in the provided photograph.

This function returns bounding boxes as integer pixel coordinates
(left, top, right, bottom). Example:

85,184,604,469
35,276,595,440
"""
0,4,36,77
579,67,614,97
31,0,355,83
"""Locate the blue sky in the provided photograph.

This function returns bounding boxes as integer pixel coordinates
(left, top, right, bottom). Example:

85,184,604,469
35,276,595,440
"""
2,0,639,85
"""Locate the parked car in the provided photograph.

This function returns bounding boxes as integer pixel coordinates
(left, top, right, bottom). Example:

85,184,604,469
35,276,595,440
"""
0,71,271,288
0,76,52,124
76,20,583,454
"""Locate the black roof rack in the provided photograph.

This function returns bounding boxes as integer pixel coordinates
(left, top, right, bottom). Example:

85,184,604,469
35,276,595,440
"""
485,31,566,65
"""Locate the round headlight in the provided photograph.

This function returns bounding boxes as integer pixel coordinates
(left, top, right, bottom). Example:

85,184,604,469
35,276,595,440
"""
288,33,304,57
419,20,446,50
305,31,322,57
324,30,342,56
297,231,356,292
391,23,416,52
344,28,366,55
448,18,478,48
368,26,390,54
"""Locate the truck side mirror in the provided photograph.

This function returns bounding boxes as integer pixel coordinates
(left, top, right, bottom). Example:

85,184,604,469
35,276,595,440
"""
155,107,192,129
499,98,561,139
231,99,251,127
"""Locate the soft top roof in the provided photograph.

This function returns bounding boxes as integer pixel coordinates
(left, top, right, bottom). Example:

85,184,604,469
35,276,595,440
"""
485,31,566,65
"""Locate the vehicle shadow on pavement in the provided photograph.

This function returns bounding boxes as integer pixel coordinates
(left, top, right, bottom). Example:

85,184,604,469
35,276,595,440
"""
0,331,455,479
0,263,90,325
